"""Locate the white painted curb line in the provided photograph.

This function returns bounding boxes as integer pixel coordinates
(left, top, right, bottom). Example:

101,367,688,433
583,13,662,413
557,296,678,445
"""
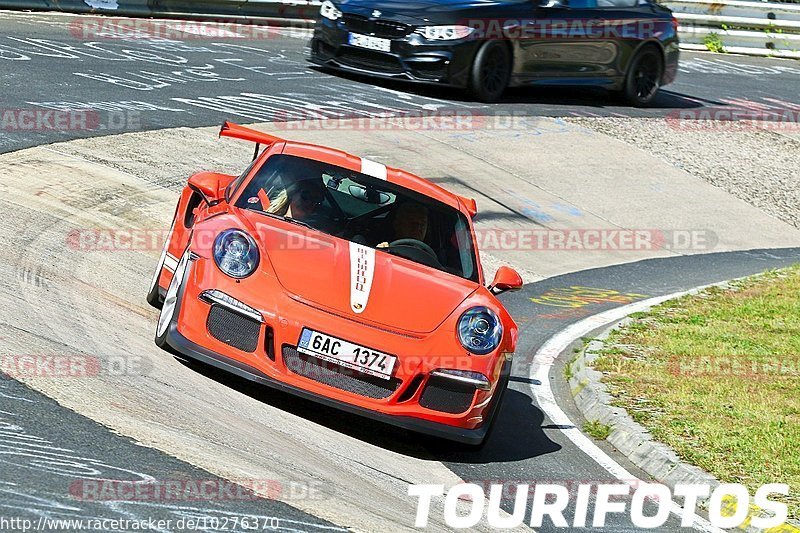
527,288,724,533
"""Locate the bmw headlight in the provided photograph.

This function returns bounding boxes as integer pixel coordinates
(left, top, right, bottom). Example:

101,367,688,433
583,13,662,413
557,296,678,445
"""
213,229,259,278
457,306,502,355
320,0,342,21
415,25,475,41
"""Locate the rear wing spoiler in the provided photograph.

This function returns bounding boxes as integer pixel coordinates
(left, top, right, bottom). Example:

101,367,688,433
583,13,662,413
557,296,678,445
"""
219,121,284,160
219,120,477,215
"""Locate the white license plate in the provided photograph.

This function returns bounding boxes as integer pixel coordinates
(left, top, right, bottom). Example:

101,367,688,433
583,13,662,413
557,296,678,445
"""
297,328,396,380
348,32,391,52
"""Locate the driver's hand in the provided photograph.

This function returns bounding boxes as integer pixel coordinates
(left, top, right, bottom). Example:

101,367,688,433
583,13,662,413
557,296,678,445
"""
376,242,389,249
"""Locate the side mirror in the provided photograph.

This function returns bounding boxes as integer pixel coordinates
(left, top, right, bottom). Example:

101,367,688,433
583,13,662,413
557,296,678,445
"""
459,196,478,218
539,0,568,7
187,172,235,206
489,266,523,294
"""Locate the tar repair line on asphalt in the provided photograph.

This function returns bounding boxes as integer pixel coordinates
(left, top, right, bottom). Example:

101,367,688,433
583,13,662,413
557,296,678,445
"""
528,288,723,533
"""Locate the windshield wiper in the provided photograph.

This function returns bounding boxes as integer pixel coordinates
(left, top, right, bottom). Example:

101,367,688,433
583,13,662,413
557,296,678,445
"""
282,216,313,230
254,210,314,230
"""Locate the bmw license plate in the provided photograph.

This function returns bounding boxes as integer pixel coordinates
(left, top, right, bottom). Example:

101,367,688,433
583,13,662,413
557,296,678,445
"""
297,328,397,379
348,32,391,52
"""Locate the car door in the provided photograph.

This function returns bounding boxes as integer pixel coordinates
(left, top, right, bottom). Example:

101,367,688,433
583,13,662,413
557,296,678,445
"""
511,0,626,83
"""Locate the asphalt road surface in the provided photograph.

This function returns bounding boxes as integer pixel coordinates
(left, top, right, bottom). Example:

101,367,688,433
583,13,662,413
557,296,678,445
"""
1,9,799,153
1,8,799,532
0,376,346,532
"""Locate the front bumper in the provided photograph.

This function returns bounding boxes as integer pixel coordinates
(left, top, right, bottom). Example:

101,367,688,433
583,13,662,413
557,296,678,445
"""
162,254,510,444
167,327,510,444
662,41,680,86
309,19,479,88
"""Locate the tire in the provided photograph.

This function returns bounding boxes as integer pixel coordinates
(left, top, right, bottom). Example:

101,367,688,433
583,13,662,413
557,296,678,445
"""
622,46,664,107
146,218,176,309
469,40,512,103
472,371,510,448
154,251,189,350
146,252,166,309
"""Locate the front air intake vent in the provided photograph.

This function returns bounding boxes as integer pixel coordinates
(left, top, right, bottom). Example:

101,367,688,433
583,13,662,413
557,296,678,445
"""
282,345,401,399
206,305,260,353
419,375,476,414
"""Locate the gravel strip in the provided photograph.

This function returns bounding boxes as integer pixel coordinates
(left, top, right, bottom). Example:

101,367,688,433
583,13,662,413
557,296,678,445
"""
566,117,800,229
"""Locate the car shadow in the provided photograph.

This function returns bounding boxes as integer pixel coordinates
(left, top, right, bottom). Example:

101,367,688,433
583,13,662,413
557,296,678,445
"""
175,356,560,463
422,384,561,464
499,86,712,109
311,65,714,111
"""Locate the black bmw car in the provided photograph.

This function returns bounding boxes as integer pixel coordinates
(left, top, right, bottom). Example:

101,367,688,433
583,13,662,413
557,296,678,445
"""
309,0,679,105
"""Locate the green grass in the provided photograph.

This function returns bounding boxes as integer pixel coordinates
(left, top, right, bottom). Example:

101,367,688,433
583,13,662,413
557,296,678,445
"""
584,420,611,440
703,32,726,53
592,266,800,521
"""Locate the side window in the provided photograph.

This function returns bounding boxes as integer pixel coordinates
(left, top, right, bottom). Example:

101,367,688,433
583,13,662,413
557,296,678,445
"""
225,157,259,202
453,216,475,280
183,192,203,228
597,0,637,6
569,0,599,7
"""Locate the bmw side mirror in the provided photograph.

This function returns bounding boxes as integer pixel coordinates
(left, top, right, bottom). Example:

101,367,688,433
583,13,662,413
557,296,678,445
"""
539,0,568,7
489,266,523,295
187,172,235,206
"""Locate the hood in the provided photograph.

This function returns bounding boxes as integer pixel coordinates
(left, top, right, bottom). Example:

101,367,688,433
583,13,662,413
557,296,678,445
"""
250,217,477,334
339,0,523,22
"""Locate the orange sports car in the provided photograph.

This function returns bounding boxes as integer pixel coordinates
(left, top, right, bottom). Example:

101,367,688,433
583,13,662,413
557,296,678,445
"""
148,121,522,444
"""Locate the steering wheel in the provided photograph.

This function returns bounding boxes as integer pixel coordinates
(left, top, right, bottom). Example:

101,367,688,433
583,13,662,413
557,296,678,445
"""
389,239,438,261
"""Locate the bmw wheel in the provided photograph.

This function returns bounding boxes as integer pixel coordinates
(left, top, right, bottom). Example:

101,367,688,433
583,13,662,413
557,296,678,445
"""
623,47,664,107
469,40,511,103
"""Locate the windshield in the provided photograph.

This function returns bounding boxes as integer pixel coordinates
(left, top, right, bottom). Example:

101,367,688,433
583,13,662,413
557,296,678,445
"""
235,154,478,282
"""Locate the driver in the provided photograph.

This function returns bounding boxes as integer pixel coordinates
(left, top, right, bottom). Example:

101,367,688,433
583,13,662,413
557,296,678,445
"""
267,178,325,224
286,179,325,222
377,202,429,249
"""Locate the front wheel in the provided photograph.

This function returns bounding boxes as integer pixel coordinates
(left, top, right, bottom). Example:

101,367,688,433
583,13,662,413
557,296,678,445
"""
147,217,177,309
155,251,189,350
146,252,166,309
469,40,512,103
622,47,664,107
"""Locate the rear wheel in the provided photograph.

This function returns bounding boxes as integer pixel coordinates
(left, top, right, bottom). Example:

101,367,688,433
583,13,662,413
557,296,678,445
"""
469,41,511,103
622,47,664,107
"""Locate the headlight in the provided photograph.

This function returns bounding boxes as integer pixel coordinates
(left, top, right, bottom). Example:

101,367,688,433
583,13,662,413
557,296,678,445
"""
415,25,475,41
320,0,342,21
457,306,502,355
213,229,259,278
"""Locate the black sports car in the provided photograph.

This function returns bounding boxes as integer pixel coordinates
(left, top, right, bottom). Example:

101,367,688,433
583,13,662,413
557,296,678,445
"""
309,0,679,105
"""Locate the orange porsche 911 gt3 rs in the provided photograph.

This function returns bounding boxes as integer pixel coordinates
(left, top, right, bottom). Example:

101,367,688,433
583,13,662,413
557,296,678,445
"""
148,121,523,444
